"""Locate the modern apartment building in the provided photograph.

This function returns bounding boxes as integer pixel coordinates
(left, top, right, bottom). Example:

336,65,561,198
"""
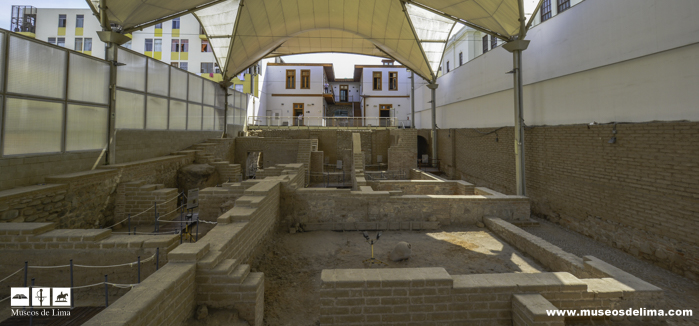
8,5,260,97
257,59,416,127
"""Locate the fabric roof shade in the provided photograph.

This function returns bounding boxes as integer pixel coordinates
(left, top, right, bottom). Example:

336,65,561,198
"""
88,0,528,81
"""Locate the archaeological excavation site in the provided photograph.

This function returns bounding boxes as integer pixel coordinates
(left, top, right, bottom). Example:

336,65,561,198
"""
1,127,695,326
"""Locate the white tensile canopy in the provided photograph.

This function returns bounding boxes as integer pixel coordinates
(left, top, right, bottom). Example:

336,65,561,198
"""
88,0,537,81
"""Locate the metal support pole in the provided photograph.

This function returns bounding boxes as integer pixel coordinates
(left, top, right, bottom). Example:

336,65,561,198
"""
128,214,131,235
70,259,74,309
410,72,415,129
223,86,229,135
137,256,141,283
196,215,199,242
503,36,530,197
513,49,526,196
426,83,439,167
104,275,108,307
153,202,158,233
156,247,160,270
102,0,117,165
24,261,27,287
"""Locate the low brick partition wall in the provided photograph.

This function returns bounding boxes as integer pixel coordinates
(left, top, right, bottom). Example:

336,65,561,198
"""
320,266,664,325
84,263,196,326
284,186,530,227
370,179,475,195
512,294,564,326
0,223,177,301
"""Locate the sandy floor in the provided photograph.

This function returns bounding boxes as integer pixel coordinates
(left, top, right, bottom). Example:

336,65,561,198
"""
251,227,546,326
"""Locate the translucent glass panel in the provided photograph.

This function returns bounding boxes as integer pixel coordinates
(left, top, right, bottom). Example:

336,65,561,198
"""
227,105,236,125
0,32,4,91
147,59,170,96
68,53,110,104
203,81,216,106
188,75,203,103
187,104,202,130
170,67,188,100
115,90,145,129
146,96,168,130
3,98,63,155
116,48,146,92
7,36,66,99
214,108,225,130
169,100,187,130
66,104,108,151
202,106,215,130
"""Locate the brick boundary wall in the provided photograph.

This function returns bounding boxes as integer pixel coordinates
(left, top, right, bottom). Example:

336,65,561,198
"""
427,122,699,280
320,266,664,325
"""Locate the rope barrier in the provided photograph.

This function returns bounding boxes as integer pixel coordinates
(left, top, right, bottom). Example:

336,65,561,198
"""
0,296,9,303
156,204,186,222
111,231,179,235
28,254,155,269
199,220,218,225
32,282,140,290
0,268,23,284
104,193,182,229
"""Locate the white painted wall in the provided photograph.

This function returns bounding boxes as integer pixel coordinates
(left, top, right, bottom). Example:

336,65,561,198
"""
260,64,327,126
416,0,699,129
329,82,361,103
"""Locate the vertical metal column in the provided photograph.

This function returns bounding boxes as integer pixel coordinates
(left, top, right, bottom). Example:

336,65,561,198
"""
513,50,526,196
410,72,415,129
100,0,118,165
223,85,228,135
426,82,439,167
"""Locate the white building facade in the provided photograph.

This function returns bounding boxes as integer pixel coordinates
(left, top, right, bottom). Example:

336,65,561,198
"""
258,60,415,127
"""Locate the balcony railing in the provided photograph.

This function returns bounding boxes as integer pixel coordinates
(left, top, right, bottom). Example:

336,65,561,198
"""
248,116,399,128
335,94,357,102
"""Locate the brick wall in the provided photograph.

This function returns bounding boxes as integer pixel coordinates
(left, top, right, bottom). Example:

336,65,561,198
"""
388,129,418,172
115,129,223,163
0,151,103,191
433,121,699,280
115,181,179,224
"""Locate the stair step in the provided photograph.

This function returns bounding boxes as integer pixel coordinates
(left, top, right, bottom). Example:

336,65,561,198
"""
229,264,251,283
210,258,238,275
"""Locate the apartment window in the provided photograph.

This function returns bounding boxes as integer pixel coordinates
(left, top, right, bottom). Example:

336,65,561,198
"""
145,39,153,52
154,39,162,52
155,23,163,29
372,72,382,90
171,62,179,68
74,38,83,51
541,0,552,22
446,62,450,73
201,62,214,74
201,40,212,52
301,70,310,89
181,40,189,53
389,72,398,91
58,14,66,28
459,52,463,66
557,0,570,13
84,38,92,51
172,17,180,29
286,70,296,89
482,35,489,53
171,40,180,52
48,37,56,45
180,62,188,71
57,38,65,47
491,36,497,49
76,15,84,28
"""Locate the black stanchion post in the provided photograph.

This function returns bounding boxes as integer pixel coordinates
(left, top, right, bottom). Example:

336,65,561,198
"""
70,259,74,309
104,275,108,307
137,256,141,283
196,215,199,242
128,214,131,235
24,261,27,287
156,248,159,271
30,278,34,326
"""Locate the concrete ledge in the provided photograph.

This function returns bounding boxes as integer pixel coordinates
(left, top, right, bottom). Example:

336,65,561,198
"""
301,221,440,231
321,267,453,289
512,293,565,325
44,169,119,183
0,184,68,201
97,154,189,169
36,229,112,242
0,222,56,235
168,242,210,262
583,256,663,293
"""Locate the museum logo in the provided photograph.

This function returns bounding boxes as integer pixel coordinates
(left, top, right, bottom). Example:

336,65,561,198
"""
9,287,71,317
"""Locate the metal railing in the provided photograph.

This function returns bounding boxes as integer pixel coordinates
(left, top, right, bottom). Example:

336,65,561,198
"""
248,116,398,128
335,94,358,102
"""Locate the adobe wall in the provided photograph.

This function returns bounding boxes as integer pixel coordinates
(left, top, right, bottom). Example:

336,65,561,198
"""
114,129,223,163
283,186,529,227
431,121,699,280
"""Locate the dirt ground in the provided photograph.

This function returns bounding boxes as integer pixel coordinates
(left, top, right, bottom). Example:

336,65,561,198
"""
251,226,546,326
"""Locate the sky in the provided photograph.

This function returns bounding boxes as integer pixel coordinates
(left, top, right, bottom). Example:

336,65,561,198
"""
0,0,384,79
